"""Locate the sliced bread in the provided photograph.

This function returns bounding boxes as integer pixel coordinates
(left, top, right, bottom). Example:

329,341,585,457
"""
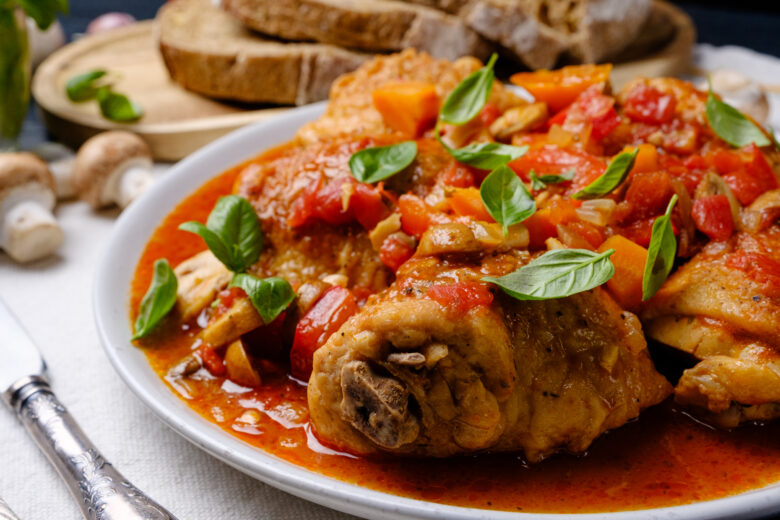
220,0,492,62
399,0,650,68
158,0,371,105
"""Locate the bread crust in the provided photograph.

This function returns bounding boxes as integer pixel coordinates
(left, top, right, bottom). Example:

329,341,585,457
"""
158,0,370,105
221,0,492,61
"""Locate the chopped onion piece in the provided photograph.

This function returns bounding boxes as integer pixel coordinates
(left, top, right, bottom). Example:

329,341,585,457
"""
575,198,615,226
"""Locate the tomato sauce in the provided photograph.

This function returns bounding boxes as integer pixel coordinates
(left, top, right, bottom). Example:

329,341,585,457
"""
131,151,780,514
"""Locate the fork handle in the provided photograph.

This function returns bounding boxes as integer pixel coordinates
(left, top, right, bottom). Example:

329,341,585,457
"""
10,377,177,520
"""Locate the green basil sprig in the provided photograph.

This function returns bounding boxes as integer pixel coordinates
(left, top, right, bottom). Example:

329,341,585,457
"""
479,164,536,235
97,86,144,122
483,248,615,301
133,259,178,339
15,0,68,30
572,149,638,200
230,274,296,325
180,195,264,273
349,141,417,183
642,194,678,301
439,53,497,125
64,69,143,123
449,142,528,170
529,169,575,191
66,70,107,101
706,79,770,148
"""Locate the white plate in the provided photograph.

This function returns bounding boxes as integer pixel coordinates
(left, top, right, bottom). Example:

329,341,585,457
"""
94,102,780,520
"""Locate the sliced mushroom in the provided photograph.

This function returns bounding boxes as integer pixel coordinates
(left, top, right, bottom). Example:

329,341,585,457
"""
339,360,420,449
0,153,63,263
174,250,232,322
417,222,481,257
387,352,426,367
695,172,741,224
73,131,154,209
741,189,780,233
225,339,262,387
489,102,548,140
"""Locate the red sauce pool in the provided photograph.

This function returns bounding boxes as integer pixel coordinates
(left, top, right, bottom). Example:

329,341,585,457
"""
130,151,780,514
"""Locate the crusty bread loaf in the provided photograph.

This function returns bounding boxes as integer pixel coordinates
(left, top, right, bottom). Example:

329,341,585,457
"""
158,0,370,105
399,0,651,68
220,0,492,61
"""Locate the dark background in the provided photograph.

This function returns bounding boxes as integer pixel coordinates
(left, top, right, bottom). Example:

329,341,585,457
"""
20,1,780,148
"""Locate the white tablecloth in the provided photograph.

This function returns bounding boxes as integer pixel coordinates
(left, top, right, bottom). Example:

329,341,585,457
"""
0,44,778,520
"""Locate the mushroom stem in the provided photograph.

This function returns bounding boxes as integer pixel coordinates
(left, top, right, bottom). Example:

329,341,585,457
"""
116,165,155,208
0,198,63,263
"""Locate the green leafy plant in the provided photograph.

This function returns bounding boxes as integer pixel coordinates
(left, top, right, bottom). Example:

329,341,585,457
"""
572,149,638,200
483,248,615,301
642,195,678,301
479,164,536,235
449,142,528,170
230,274,296,325
133,259,178,339
706,79,770,148
349,141,417,183
439,53,497,126
64,68,143,123
529,169,575,191
180,195,294,324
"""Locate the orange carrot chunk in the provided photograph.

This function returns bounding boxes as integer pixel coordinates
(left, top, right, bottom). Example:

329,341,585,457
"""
598,235,648,309
449,187,494,222
372,81,440,137
511,64,612,113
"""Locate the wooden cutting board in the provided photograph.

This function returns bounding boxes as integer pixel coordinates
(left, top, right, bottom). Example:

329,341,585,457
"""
32,2,694,162
32,21,288,161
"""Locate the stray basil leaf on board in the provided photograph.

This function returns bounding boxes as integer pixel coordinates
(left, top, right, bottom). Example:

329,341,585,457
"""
529,169,575,191
349,141,418,183
439,53,498,126
706,80,770,148
479,164,536,236
572,149,638,200
230,274,295,325
180,195,264,273
449,142,528,170
96,86,144,122
133,259,178,339
66,69,107,102
642,194,679,301
483,248,616,300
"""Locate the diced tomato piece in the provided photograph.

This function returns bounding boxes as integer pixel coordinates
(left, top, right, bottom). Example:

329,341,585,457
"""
726,144,778,206
546,108,569,130
440,161,476,188
198,344,226,377
479,102,502,127
725,252,780,296
510,64,612,113
211,286,245,318
427,282,494,313
709,148,743,175
624,171,676,220
692,195,734,241
290,286,359,380
379,235,415,272
560,85,621,142
350,182,390,230
620,218,656,248
623,84,677,125
399,194,436,238
566,220,605,249
508,145,606,193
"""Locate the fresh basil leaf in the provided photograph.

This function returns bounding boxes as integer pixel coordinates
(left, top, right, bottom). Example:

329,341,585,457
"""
572,149,638,200
642,195,678,301
706,80,770,148
0,8,28,141
96,86,144,122
230,273,295,325
66,70,107,102
133,259,178,339
450,142,528,170
529,169,575,191
439,53,497,126
483,248,615,301
479,164,536,235
349,141,417,183
180,195,264,273
15,0,68,30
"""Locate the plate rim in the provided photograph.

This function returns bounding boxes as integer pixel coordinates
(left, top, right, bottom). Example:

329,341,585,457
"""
93,102,780,520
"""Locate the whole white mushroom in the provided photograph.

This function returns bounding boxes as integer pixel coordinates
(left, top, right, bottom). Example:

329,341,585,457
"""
0,153,64,263
73,131,155,209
